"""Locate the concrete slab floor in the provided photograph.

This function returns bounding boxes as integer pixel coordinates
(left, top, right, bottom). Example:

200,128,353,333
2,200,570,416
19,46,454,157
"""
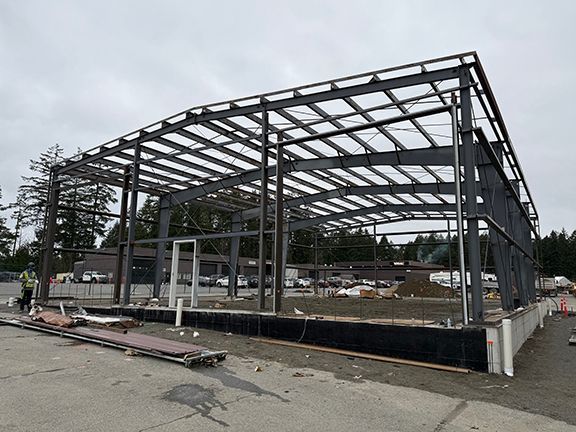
1,324,574,432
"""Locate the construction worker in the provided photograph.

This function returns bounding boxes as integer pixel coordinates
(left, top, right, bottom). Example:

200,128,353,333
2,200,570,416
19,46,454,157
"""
19,262,37,312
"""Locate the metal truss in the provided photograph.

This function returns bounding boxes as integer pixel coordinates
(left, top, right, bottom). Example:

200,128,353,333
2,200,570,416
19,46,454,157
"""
41,52,540,322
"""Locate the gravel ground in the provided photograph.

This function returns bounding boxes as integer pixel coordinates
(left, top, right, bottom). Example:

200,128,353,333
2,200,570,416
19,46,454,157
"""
197,295,501,324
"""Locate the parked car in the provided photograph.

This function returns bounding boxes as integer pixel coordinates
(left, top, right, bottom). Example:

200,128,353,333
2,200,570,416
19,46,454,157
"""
245,275,273,288
326,276,343,287
208,274,225,287
247,275,259,289
295,277,313,288
81,271,109,284
216,275,248,288
186,276,210,287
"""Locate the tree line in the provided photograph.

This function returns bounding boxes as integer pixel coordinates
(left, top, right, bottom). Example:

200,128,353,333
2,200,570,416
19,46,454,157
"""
0,145,574,281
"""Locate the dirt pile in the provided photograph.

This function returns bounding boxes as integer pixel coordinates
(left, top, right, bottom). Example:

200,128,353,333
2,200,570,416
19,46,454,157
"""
395,279,455,298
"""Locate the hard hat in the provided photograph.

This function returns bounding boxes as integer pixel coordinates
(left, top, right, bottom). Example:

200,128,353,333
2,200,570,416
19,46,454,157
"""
28,262,35,268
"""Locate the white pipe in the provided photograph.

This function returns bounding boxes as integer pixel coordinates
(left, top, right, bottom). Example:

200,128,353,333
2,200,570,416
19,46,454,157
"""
547,298,552,316
502,318,513,377
169,242,181,308
190,240,199,308
175,298,184,327
451,97,468,325
538,302,544,328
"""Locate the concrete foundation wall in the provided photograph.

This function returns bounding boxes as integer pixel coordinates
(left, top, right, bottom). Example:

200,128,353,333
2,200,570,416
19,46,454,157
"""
484,303,541,374
85,306,488,371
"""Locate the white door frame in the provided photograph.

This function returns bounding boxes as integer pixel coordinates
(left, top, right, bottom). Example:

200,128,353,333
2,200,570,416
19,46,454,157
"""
169,239,199,308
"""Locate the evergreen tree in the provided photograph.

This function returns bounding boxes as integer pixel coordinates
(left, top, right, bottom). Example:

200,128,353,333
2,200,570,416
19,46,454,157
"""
101,222,120,248
377,235,397,260
13,145,117,271
0,187,14,258
14,144,65,240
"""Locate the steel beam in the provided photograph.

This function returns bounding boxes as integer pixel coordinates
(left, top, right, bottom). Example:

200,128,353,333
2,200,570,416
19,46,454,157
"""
521,203,537,302
113,168,130,304
168,145,457,205
473,128,536,236
267,105,453,150
240,182,472,221
123,142,141,304
273,133,284,313
40,177,60,303
258,110,269,310
135,229,269,245
459,67,483,322
288,203,469,231
508,181,529,306
476,142,514,311
153,196,171,298
57,66,460,176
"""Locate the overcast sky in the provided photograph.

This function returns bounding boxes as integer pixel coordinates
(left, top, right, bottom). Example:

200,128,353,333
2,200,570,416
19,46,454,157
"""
1,0,575,240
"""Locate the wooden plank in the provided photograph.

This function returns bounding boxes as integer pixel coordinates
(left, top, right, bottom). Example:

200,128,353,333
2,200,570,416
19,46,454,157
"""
251,337,470,373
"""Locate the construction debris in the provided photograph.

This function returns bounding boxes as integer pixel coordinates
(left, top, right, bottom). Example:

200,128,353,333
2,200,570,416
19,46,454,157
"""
0,315,227,368
292,372,314,378
570,327,576,345
33,311,74,327
395,279,455,299
333,285,376,298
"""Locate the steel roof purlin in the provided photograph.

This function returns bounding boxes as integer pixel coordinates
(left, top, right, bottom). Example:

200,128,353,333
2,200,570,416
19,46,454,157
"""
51,52,537,236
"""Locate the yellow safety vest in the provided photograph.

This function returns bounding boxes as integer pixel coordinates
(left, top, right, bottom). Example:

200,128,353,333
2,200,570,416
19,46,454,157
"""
20,270,36,289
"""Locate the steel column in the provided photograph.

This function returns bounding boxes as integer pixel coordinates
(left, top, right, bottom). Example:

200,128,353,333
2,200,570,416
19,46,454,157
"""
476,142,514,311
273,133,284,314
40,177,60,303
123,142,141,304
153,196,170,298
113,168,130,304
522,203,537,301
508,182,529,306
459,67,483,321
258,109,269,310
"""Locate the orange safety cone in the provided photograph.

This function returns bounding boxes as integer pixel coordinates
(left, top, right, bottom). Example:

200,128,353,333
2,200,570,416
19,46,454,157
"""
560,296,568,317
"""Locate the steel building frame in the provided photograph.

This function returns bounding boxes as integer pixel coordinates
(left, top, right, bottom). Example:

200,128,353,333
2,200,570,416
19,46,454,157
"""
41,52,539,323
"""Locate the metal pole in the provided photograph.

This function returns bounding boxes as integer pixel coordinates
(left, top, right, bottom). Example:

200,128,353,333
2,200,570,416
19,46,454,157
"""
447,220,453,290
314,233,319,295
373,223,378,286
258,109,269,310
113,167,130,304
123,141,141,304
273,132,284,314
451,93,469,325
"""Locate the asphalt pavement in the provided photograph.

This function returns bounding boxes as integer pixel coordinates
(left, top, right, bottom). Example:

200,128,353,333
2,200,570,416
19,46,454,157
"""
1,323,575,432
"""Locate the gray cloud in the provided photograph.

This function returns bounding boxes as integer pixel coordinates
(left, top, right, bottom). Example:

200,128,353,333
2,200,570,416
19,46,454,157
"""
0,0,574,236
